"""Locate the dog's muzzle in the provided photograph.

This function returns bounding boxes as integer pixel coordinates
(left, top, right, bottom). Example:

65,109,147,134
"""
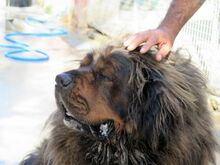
61,102,115,141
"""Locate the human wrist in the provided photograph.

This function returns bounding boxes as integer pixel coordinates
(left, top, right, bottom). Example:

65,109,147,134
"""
157,24,178,44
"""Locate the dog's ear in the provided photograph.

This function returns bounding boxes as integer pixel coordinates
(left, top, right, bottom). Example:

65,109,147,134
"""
126,60,167,147
126,53,199,148
126,60,168,140
125,54,164,138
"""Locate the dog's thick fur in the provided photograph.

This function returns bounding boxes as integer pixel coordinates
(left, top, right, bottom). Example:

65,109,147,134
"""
20,45,216,165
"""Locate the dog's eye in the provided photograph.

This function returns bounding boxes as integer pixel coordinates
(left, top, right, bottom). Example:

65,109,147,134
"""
96,72,112,81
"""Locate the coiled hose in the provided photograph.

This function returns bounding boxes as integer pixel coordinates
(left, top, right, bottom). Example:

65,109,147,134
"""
0,16,67,62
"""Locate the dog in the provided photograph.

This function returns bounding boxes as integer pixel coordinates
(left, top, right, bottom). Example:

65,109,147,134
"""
20,44,216,165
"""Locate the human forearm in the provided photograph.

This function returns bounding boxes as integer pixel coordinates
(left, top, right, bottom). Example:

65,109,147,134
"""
124,0,206,60
158,0,206,40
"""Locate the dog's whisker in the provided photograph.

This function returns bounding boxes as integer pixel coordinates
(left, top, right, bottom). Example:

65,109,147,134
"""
89,125,96,136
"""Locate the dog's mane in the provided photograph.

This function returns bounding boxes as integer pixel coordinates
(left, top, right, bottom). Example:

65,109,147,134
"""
126,48,215,164
81,46,215,165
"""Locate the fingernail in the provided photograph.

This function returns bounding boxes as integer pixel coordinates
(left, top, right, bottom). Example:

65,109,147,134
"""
140,48,146,54
156,55,162,61
123,41,129,46
127,45,135,51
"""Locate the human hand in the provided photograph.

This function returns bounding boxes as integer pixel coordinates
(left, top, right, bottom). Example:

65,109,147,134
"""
123,28,175,61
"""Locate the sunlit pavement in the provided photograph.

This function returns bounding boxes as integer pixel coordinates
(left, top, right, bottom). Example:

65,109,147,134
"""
0,35,81,164
0,7,101,164
0,7,220,165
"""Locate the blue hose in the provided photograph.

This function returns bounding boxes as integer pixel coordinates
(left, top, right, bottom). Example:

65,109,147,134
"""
0,16,67,62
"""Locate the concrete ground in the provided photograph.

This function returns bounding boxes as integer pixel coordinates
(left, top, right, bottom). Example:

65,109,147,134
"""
0,6,220,165
0,7,101,164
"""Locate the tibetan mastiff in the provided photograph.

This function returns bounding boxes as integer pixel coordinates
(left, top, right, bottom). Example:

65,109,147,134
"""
20,45,216,165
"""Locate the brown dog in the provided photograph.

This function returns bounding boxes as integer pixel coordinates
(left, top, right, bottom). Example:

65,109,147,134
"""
20,45,216,165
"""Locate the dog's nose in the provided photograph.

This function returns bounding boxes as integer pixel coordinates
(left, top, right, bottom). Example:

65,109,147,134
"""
56,73,72,87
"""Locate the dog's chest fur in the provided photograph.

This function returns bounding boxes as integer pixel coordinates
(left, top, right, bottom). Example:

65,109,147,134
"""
47,124,157,165
78,135,158,165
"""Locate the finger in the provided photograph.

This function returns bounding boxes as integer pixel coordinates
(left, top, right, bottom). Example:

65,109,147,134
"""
124,32,150,51
140,38,157,54
123,35,136,47
155,44,171,61
155,54,162,61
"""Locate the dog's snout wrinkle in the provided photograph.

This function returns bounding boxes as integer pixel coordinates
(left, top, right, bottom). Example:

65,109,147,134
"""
56,73,72,87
